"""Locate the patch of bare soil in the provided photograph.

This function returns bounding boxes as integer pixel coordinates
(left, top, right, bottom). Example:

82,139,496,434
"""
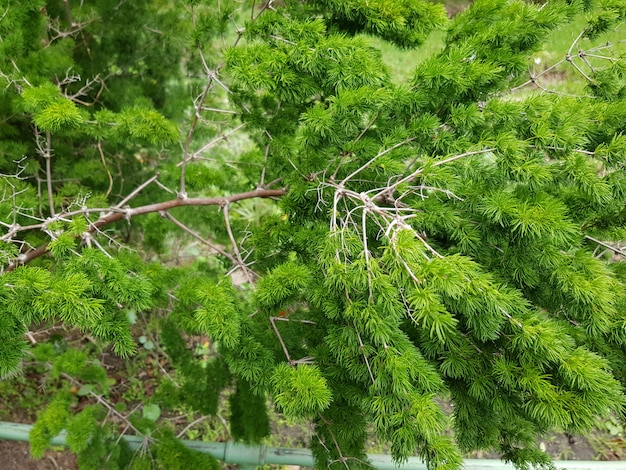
0,399,78,470
0,440,77,470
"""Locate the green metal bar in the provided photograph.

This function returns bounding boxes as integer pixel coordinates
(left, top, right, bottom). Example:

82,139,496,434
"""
0,421,623,469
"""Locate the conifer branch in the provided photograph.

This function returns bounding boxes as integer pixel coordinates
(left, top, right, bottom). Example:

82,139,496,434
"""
354,110,382,145
45,12,95,44
88,233,113,258
270,316,293,364
567,28,589,67
362,208,374,302
63,0,72,28
271,316,316,366
566,57,597,85
4,2,626,466
252,0,275,20
510,58,568,93
530,145,595,156
577,52,596,73
329,184,439,260
64,73,107,107
259,142,270,188
175,416,211,439
179,4,255,198
200,106,238,115
508,26,624,97
387,148,496,194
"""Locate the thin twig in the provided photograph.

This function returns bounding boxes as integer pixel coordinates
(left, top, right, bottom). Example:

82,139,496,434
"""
62,373,145,436
180,80,213,197
567,27,588,64
66,74,107,106
270,316,292,363
340,137,418,186
37,130,56,217
379,147,495,198
161,211,237,264
222,202,255,283
317,412,351,470
200,107,237,114
585,235,626,258
509,58,567,93
180,122,247,166
97,141,114,198
567,58,597,84
113,174,160,210
354,322,375,385
354,110,382,145
259,142,270,188
176,415,209,439
361,206,374,302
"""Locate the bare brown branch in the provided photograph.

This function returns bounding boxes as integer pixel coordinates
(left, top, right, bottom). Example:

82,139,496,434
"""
4,188,286,272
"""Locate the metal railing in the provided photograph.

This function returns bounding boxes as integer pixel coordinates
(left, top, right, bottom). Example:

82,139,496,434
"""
0,421,623,469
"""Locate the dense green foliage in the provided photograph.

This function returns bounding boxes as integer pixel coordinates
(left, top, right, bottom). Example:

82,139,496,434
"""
1,0,626,469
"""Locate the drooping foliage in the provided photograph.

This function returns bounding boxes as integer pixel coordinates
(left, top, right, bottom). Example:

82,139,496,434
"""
1,0,626,469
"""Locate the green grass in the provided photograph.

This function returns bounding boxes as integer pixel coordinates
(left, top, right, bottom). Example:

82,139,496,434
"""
369,29,447,84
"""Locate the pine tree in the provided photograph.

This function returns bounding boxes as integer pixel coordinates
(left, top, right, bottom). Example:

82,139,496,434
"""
1,0,626,469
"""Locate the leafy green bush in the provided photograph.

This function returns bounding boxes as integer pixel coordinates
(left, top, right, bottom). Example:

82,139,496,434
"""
1,0,626,469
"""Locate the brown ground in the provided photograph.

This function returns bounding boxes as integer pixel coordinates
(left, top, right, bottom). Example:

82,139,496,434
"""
0,441,77,470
